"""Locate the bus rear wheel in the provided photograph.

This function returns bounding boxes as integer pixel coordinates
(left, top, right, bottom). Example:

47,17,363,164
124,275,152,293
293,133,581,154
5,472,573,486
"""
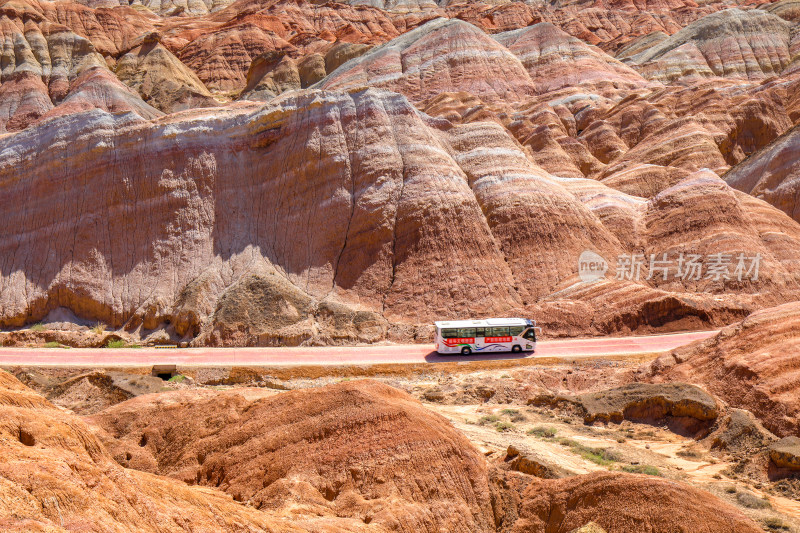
511,345,522,353
460,346,472,356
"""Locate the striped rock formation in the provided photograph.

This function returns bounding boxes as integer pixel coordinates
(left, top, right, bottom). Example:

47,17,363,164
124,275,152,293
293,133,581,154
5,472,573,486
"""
624,9,794,82
317,18,538,104
647,301,800,437
725,123,800,223
493,22,651,93
87,380,496,532
0,0,157,57
0,17,161,132
2,89,800,344
168,0,428,93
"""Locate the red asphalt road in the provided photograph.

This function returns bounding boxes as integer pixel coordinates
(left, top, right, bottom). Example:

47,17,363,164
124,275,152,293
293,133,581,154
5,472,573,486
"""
0,331,717,367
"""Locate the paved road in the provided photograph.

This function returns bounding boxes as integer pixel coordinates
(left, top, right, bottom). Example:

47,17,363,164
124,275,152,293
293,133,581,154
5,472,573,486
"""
0,330,717,367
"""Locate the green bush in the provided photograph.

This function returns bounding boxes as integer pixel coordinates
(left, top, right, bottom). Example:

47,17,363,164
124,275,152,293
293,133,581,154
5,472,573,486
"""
501,408,526,422
555,438,620,466
763,517,790,531
622,464,661,476
168,374,186,383
478,415,500,425
43,341,60,348
528,426,558,438
578,446,620,466
30,323,46,332
495,421,515,432
106,339,126,348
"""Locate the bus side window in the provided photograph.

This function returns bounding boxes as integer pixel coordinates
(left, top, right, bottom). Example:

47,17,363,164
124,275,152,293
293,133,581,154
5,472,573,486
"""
523,328,536,341
509,326,524,337
489,326,509,337
442,329,458,338
457,328,476,338
475,328,485,337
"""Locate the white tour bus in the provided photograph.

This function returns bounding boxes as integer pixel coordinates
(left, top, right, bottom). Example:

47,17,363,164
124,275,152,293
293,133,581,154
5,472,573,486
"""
434,318,538,355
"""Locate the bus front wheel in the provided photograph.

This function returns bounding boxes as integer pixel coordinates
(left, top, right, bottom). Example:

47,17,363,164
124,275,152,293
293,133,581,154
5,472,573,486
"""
460,346,472,356
511,345,522,353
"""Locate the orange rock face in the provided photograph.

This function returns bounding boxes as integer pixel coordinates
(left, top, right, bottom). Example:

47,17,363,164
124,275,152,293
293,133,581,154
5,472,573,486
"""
645,301,800,437
1,369,767,532
0,369,304,531
511,471,763,532
87,380,495,531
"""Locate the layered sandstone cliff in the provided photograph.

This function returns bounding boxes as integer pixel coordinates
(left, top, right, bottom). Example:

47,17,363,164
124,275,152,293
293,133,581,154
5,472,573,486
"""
3,87,800,344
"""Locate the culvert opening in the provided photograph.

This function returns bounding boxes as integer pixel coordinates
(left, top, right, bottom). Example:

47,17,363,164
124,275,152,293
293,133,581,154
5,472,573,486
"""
151,364,177,381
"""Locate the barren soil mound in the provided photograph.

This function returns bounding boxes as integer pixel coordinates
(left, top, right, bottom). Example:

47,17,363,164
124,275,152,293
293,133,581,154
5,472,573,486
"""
0,369,304,532
88,380,496,532
511,471,763,533
645,302,800,437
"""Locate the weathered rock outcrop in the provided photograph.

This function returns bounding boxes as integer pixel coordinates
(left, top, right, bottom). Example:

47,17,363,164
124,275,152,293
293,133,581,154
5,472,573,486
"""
239,51,302,101
707,408,778,453
116,38,218,113
88,380,496,532
724,123,800,223
624,9,794,82
645,301,800,437
509,471,762,533
577,383,717,425
493,23,651,93
529,382,718,437
318,18,537,103
0,369,305,532
769,436,800,470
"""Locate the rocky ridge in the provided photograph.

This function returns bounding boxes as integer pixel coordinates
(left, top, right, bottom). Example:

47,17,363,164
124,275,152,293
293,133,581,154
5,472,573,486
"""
645,301,800,437
3,86,800,344
1,0,800,342
0,369,306,532
725,123,800,223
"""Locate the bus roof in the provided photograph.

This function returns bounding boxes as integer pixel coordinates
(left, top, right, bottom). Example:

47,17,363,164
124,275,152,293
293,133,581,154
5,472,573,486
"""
434,318,532,328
